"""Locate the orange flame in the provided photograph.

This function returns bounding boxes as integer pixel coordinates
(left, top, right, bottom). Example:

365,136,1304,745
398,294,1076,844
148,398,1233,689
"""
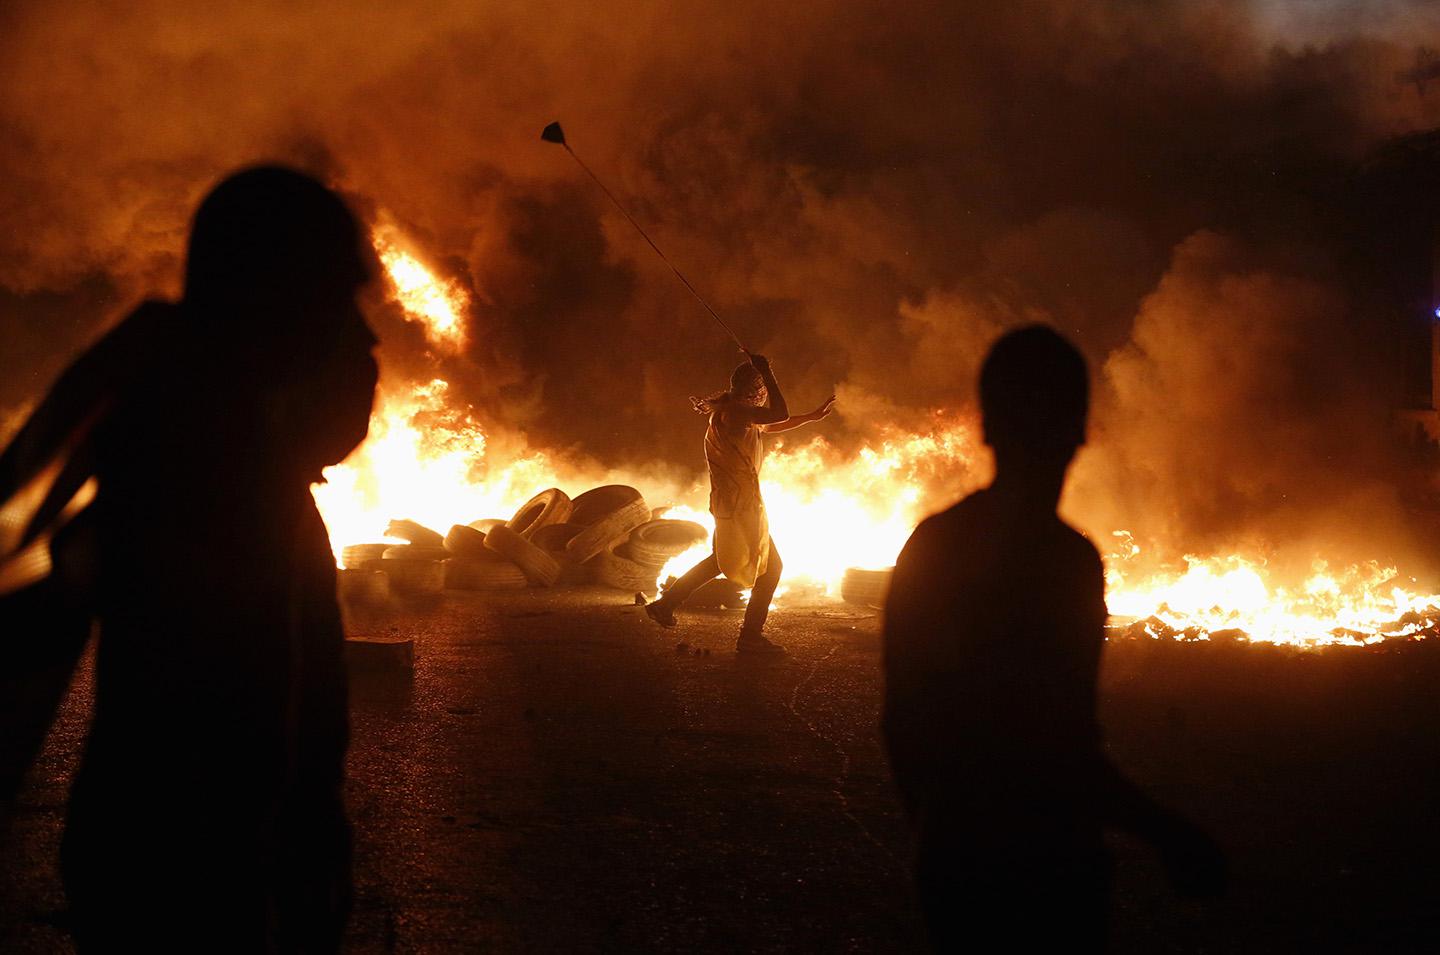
370,222,468,351
310,227,1440,650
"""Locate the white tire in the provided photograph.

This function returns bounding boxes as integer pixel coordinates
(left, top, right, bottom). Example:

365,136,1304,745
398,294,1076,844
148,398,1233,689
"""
506,488,574,538
588,540,665,595
565,497,652,564
623,520,709,566
484,525,561,587
384,519,445,548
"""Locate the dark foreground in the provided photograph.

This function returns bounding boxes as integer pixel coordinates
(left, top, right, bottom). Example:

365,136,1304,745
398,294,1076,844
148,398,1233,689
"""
3,588,1438,952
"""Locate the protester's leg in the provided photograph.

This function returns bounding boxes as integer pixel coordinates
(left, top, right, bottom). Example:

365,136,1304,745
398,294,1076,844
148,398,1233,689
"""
646,552,720,627
737,541,783,651
662,552,721,607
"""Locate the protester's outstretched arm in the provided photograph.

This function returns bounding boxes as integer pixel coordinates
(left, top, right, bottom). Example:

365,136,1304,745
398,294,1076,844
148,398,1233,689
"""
0,341,111,508
0,308,167,551
1095,756,1227,896
763,395,837,433
0,307,175,496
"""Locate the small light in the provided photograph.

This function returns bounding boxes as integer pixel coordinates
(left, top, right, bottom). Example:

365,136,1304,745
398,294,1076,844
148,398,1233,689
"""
1434,307,1440,320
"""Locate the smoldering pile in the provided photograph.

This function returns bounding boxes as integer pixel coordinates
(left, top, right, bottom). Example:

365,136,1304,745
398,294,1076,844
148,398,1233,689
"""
338,484,750,607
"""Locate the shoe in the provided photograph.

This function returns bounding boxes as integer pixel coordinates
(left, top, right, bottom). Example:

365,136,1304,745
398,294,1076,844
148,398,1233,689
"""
644,599,677,629
736,632,786,655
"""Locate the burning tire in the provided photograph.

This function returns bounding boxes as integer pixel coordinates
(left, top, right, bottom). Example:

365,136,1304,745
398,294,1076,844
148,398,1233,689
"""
446,558,528,591
569,485,644,526
444,524,492,559
565,488,651,564
623,520,709,567
840,567,892,609
483,525,561,587
385,519,445,549
506,488,574,538
588,540,665,595
467,518,506,535
340,543,389,570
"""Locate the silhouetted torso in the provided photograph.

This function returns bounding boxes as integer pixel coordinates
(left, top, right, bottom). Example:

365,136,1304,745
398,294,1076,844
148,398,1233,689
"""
58,299,372,949
0,167,377,952
883,486,1111,949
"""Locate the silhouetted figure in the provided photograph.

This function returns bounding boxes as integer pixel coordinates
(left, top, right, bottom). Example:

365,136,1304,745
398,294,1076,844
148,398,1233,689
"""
645,355,834,653
882,327,1224,952
0,167,377,950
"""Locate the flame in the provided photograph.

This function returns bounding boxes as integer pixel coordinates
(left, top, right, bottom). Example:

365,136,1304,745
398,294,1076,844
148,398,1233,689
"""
1104,544,1439,647
370,222,468,351
312,379,573,551
311,227,1440,651
652,420,977,591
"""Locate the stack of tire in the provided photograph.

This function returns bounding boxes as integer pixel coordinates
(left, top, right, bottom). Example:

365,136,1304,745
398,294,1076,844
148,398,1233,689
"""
377,520,448,597
338,544,391,604
338,484,712,598
442,522,527,591
446,487,574,590
840,567,893,609
564,487,709,596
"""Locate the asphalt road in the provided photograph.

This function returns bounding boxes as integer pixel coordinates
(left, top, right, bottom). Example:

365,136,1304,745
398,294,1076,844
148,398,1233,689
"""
3,587,1439,952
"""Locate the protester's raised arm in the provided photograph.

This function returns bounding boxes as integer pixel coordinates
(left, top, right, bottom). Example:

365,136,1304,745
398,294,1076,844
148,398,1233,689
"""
762,395,836,433
748,354,788,423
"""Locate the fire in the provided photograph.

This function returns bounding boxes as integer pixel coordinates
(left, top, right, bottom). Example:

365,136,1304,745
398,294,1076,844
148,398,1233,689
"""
312,379,573,551
653,420,977,593
311,227,1440,650
1104,544,1440,647
370,222,468,351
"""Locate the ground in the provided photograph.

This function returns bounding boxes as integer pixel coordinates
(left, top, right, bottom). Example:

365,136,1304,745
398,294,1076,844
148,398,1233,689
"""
2,587,1438,952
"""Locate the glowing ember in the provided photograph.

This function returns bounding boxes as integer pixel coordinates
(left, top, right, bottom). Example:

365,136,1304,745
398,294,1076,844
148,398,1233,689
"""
311,226,1440,651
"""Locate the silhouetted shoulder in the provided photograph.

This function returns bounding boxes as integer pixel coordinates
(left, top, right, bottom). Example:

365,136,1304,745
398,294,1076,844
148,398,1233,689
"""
1058,519,1104,575
902,490,991,547
888,490,1107,637
0,301,180,503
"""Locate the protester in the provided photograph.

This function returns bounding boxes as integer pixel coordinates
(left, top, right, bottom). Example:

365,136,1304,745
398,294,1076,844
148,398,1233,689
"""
0,166,377,951
882,326,1225,951
645,354,834,654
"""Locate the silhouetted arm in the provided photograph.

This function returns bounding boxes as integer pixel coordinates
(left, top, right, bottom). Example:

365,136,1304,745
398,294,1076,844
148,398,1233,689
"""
1082,549,1228,896
762,395,837,433
0,324,123,505
1094,756,1226,894
0,306,169,550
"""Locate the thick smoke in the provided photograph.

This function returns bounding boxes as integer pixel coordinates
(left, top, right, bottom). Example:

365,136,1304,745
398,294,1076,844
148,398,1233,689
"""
3,0,1440,577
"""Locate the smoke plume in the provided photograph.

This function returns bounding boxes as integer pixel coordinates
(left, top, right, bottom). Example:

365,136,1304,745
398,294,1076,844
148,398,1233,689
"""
4,0,1440,577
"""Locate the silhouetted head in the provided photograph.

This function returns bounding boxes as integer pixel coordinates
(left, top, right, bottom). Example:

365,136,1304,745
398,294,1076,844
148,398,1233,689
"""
184,166,373,331
730,363,767,406
980,326,1088,473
